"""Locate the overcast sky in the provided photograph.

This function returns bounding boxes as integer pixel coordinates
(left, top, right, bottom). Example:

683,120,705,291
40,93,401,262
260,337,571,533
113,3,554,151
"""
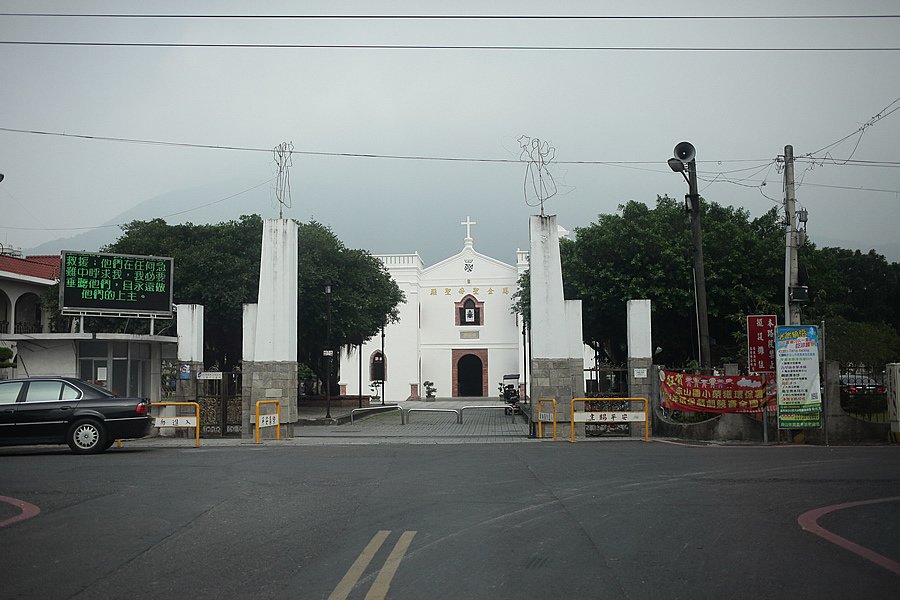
1,1,899,265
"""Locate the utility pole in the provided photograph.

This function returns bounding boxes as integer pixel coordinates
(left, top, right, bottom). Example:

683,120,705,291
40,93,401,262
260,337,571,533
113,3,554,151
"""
668,142,711,374
687,159,712,373
324,284,332,419
783,145,801,326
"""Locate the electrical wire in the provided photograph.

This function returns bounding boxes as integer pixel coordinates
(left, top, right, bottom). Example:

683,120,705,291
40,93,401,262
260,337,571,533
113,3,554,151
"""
795,157,900,168
805,97,900,157
0,126,775,166
2,41,898,51
3,13,899,20
2,127,896,204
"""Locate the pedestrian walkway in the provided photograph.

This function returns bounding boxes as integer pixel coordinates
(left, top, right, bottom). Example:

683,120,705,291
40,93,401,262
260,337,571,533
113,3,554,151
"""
119,397,533,449
293,397,532,445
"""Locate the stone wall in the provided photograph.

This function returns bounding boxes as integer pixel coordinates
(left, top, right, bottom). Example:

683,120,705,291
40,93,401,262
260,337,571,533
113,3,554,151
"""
531,357,584,438
242,360,298,439
651,361,891,444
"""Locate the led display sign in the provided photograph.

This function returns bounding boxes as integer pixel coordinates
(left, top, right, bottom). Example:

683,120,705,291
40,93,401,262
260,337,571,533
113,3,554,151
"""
59,251,174,317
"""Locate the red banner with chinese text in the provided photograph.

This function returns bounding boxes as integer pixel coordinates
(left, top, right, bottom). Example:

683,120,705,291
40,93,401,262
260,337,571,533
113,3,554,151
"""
660,370,777,413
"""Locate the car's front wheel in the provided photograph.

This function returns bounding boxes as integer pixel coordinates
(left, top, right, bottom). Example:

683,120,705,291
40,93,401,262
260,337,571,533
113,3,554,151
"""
66,419,108,454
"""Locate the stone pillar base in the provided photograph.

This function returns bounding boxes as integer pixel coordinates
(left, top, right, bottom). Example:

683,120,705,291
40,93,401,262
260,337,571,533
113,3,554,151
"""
242,361,298,440
162,361,203,438
530,358,584,439
627,357,653,438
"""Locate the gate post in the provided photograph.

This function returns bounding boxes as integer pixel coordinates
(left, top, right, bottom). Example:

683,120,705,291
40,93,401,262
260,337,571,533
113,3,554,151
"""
627,300,653,439
173,304,204,438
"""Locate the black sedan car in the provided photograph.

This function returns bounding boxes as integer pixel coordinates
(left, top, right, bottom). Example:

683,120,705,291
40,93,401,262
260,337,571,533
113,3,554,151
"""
839,373,887,414
0,377,152,453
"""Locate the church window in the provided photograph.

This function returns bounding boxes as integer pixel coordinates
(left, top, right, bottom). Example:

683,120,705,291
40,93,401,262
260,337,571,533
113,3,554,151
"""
455,294,483,327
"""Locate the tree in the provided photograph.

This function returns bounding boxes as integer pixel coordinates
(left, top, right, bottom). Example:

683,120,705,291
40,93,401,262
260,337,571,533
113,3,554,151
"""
294,221,404,392
799,246,900,366
817,316,900,367
103,216,404,378
515,194,899,369
106,215,264,368
515,196,787,367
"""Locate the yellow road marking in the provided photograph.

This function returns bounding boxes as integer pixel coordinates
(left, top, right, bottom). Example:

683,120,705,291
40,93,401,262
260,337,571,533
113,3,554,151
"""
327,530,390,600
364,531,417,600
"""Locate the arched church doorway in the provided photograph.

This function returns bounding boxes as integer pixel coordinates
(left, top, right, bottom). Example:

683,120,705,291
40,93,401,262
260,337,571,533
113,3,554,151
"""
457,354,484,396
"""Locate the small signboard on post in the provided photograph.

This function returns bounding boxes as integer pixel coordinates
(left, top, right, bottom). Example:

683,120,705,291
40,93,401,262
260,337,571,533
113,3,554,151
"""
775,325,822,428
255,400,281,444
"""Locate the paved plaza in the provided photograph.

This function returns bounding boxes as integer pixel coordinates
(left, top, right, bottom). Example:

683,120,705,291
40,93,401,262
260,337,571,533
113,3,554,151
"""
124,397,538,448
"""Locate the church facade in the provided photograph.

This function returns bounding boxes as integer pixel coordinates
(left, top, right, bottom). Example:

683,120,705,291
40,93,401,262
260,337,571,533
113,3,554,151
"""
339,218,529,400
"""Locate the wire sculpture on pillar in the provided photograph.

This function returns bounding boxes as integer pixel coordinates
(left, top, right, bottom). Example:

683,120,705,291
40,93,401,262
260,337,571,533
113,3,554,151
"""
518,135,558,215
273,141,294,219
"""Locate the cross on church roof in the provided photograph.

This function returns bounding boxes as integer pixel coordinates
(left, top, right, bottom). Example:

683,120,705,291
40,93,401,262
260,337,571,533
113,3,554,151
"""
461,216,477,240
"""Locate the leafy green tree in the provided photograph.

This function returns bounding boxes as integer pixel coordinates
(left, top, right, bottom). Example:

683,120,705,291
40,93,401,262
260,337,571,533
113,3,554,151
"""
799,246,900,366
563,197,694,363
103,216,404,380
516,197,787,367
801,246,900,329
817,316,900,367
106,215,263,368
294,221,404,392
699,202,784,363
514,195,899,369
561,197,783,365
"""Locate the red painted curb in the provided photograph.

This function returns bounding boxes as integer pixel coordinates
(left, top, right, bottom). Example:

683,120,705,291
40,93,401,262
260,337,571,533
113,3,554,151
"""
798,497,900,576
0,495,41,528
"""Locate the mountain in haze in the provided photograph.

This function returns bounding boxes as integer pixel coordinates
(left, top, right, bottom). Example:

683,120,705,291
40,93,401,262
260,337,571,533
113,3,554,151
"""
27,180,274,256
26,180,900,265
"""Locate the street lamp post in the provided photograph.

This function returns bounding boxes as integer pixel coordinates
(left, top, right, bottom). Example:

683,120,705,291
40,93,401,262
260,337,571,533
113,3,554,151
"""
324,284,332,419
668,142,712,374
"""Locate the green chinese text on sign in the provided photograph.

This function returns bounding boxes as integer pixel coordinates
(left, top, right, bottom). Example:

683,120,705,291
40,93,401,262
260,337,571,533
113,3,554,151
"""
59,251,174,317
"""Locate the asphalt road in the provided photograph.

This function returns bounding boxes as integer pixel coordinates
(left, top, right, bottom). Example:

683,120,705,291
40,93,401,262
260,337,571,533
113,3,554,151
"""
1,441,898,599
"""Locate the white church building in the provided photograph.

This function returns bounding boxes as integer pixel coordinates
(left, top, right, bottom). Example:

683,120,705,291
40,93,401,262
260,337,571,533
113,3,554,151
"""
339,218,530,400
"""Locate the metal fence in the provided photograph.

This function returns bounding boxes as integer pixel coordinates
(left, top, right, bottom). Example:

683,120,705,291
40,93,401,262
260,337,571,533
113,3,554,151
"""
839,365,889,423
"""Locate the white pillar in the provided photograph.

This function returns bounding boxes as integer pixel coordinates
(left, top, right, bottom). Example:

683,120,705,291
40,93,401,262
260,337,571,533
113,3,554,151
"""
175,304,204,363
253,219,298,361
529,215,567,359
242,303,258,363
627,300,653,359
